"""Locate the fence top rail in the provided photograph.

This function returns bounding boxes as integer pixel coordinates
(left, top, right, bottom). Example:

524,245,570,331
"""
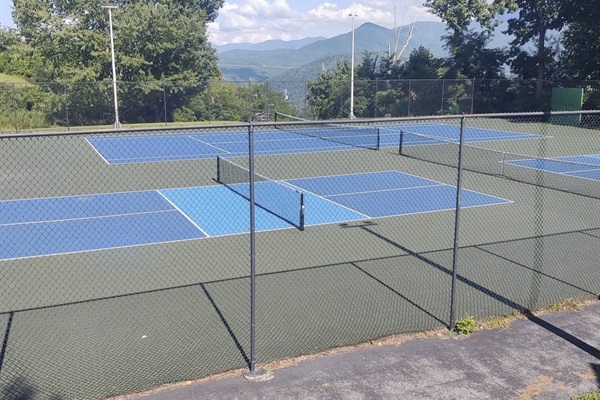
0,122,253,139
1,109,599,139
3,79,600,85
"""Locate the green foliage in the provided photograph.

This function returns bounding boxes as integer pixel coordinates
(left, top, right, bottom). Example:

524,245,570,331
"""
0,82,66,130
0,74,28,84
424,0,498,33
7,0,223,126
307,47,446,119
307,60,352,120
571,389,600,400
442,30,507,80
560,0,600,81
454,316,478,335
172,80,297,123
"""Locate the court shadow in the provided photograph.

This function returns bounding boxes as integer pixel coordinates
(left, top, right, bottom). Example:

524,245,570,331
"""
0,376,65,400
199,283,250,369
0,311,14,375
0,376,67,400
592,363,600,386
522,311,600,361
347,220,600,361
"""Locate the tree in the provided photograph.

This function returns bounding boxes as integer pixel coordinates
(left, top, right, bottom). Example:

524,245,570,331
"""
442,30,507,80
397,46,442,80
307,60,352,120
11,0,223,124
559,0,600,81
0,27,44,79
502,0,565,100
424,0,499,34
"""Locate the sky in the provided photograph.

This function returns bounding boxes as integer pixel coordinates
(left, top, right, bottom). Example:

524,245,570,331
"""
0,0,440,45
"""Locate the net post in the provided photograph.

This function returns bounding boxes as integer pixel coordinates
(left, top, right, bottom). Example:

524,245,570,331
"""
398,130,404,155
376,128,381,150
216,155,221,183
299,193,305,231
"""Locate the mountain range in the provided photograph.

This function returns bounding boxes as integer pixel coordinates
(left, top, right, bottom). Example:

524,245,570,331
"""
213,21,513,83
214,22,446,82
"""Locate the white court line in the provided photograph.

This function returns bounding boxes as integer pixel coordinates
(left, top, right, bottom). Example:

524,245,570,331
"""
288,170,512,203
0,197,516,263
187,135,230,153
105,142,362,163
107,152,220,163
0,170,512,262
288,169,450,190
502,162,600,182
156,190,210,237
322,184,445,198
0,209,179,227
0,190,175,206
84,137,111,165
282,180,371,219
0,236,204,263
380,122,548,138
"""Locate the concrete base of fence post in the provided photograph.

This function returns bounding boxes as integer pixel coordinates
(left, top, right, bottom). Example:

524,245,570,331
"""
243,367,274,382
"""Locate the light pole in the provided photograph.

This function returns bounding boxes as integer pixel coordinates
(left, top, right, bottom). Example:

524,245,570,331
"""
349,13,357,120
102,5,121,129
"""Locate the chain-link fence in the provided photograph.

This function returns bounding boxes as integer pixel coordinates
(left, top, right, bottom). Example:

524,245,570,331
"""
0,110,599,398
2,80,600,133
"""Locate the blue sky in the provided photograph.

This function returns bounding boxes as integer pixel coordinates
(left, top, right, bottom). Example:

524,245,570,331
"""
0,0,13,28
0,0,439,45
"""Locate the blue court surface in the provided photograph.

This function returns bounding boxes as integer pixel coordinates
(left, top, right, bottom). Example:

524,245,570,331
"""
507,154,600,181
87,124,543,164
0,171,511,261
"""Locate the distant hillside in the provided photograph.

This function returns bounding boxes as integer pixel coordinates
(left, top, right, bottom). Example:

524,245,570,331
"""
216,19,515,91
217,21,448,82
214,37,326,53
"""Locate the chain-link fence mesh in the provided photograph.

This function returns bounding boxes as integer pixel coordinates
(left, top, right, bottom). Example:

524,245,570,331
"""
3,79,600,133
0,111,599,398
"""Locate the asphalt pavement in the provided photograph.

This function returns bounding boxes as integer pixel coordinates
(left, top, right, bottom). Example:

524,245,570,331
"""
119,300,600,400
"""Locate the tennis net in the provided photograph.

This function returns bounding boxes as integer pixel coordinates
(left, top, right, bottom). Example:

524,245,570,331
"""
398,129,600,199
274,113,380,150
216,156,305,230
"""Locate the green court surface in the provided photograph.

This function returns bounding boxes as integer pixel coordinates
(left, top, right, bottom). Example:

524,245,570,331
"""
0,116,599,399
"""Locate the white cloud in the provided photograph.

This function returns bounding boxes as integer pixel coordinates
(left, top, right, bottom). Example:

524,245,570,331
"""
208,0,440,45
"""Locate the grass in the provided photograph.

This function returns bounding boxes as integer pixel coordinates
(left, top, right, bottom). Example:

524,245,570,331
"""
454,316,478,335
0,73,30,84
572,389,600,400
1,119,245,134
451,298,594,335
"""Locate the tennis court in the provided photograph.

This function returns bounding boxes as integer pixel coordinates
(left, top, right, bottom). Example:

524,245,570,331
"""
1,112,599,400
87,123,543,164
507,154,600,181
0,168,509,260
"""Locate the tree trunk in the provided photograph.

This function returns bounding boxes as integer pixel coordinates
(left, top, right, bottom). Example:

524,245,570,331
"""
536,22,546,103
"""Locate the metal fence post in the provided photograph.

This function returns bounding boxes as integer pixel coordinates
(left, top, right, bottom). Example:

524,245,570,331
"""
449,114,466,330
12,84,18,133
408,80,412,116
247,80,252,122
248,123,256,372
207,80,212,124
163,84,168,126
64,83,70,131
470,79,475,114
243,123,272,381
441,79,446,115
